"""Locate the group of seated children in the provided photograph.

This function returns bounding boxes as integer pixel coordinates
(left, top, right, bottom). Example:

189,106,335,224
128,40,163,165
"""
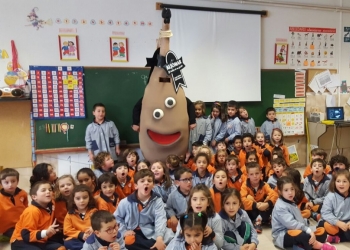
1,140,350,250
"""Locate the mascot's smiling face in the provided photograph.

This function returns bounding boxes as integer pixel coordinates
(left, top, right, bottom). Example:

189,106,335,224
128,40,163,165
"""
139,66,189,162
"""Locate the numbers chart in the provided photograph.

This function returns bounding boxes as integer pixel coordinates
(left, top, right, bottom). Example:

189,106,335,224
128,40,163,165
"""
29,66,85,119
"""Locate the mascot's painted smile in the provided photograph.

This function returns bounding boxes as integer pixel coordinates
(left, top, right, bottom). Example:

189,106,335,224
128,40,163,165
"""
147,129,181,145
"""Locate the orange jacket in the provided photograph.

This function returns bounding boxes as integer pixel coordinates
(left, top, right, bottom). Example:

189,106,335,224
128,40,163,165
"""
209,186,225,213
127,166,136,178
95,193,119,213
55,199,68,229
253,144,270,167
227,169,246,191
0,188,28,234
266,144,290,165
303,164,332,178
10,201,55,244
238,149,264,168
115,176,135,199
63,208,98,241
241,179,278,211
183,158,194,169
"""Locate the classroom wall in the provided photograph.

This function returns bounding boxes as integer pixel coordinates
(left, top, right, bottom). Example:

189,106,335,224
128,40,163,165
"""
2,0,350,170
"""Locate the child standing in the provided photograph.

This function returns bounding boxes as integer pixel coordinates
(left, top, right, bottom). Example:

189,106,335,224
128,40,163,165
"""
238,106,256,136
96,173,119,213
303,158,331,222
165,155,180,181
166,212,218,250
192,153,213,187
113,162,135,199
319,169,350,243
76,168,99,197
219,188,259,250
241,162,278,233
30,163,57,189
189,101,212,148
260,107,282,142
214,100,241,145
10,181,65,250
85,103,120,161
209,102,224,150
267,158,287,189
151,161,176,203
93,152,114,178
226,155,246,191
272,177,335,250
266,128,290,166
64,185,98,250
115,169,173,250
0,168,28,238
123,149,139,177
210,169,228,213
82,210,126,250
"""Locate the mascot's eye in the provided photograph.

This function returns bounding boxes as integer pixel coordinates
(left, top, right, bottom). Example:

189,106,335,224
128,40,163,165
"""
165,97,176,108
153,109,164,120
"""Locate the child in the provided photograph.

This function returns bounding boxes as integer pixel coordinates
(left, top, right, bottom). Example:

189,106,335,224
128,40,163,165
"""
166,212,218,250
238,106,256,136
151,161,176,203
189,100,212,148
241,162,278,233
112,162,135,199
214,149,227,169
192,153,213,187
267,157,287,189
238,133,263,168
216,141,229,155
166,168,193,232
254,132,271,167
209,101,224,149
271,147,284,160
55,175,76,241
228,135,242,156
82,210,126,250
137,159,150,172
226,155,246,191
96,173,119,213
165,154,180,181
266,128,290,166
272,177,336,250
328,154,350,176
241,151,261,176
260,107,282,142
29,163,57,188
115,169,173,250
85,103,120,161
210,169,228,213
0,168,28,238
123,148,139,177
184,141,202,170
303,148,331,178
93,152,114,178
319,169,350,243
198,145,216,171
10,181,65,250
303,158,331,221
77,168,99,197
64,185,98,250
219,188,259,250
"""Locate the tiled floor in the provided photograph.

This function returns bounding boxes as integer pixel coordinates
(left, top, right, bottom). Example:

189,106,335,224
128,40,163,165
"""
1,167,350,250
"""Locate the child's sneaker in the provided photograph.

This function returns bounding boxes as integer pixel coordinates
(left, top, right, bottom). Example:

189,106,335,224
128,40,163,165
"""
326,234,340,244
254,219,263,234
311,212,321,222
322,242,337,250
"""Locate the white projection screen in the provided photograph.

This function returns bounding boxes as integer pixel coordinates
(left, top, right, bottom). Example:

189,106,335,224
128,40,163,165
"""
170,9,261,102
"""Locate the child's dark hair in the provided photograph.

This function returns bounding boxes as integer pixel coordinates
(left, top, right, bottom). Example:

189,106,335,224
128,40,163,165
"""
187,184,215,217
271,157,287,167
174,167,192,181
0,168,19,181
165,155,180,169
30,163,52,188
238,106,248,119
311,148,327,159
216,140,227,148
93,103,105,111
227,100,239,109
232,135,242,144
245,150,258,161
137,159,151,171
213,168,227,180
276,176,295,193
192,141,203,147
91,210,116,231
271,147,284,159
270,128,284,146
211,101,224,121
329,169,350,193
329,155,350,170
134,169,154,183
194,101,206,116
194,152,210,165
282,168,304,204
242,133,254,143
30,180,52,196
55,175,75,200
246,162,260,172
76,168,98,193
310,158,326,169
93,152,111,170
226,154,239,165
122,149,140,163
265,107,276,115
180,212,208,234
112,162,129,173
151,161,172,189
221,188,243,209
68,184,96,211
98,173,118,190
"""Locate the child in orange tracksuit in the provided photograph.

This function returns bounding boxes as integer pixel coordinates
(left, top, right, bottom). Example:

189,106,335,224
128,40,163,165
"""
95,173,119,213
241,162,278,234
266,128,290,166
113,162,135,199
303,148,331,178
10,181,65,250
183,141,202,170
0,168,28,239
239,133,264,168
63,185,98,250
226,155,246,191
123,149,140,178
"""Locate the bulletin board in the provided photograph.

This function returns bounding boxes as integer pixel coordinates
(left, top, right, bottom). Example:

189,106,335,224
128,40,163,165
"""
0,101,32,168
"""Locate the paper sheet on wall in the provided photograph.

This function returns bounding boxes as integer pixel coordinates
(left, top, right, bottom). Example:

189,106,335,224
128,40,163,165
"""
326,95,336,107
288,145,299,164
315,70,332,88
308,77,320,93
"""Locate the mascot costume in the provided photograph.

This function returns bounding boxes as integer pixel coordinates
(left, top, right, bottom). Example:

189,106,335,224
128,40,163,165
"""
138,8,191,162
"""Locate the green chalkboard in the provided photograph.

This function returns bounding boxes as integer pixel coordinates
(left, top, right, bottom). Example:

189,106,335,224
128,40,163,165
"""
35,67,149,150
205,69,296,126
